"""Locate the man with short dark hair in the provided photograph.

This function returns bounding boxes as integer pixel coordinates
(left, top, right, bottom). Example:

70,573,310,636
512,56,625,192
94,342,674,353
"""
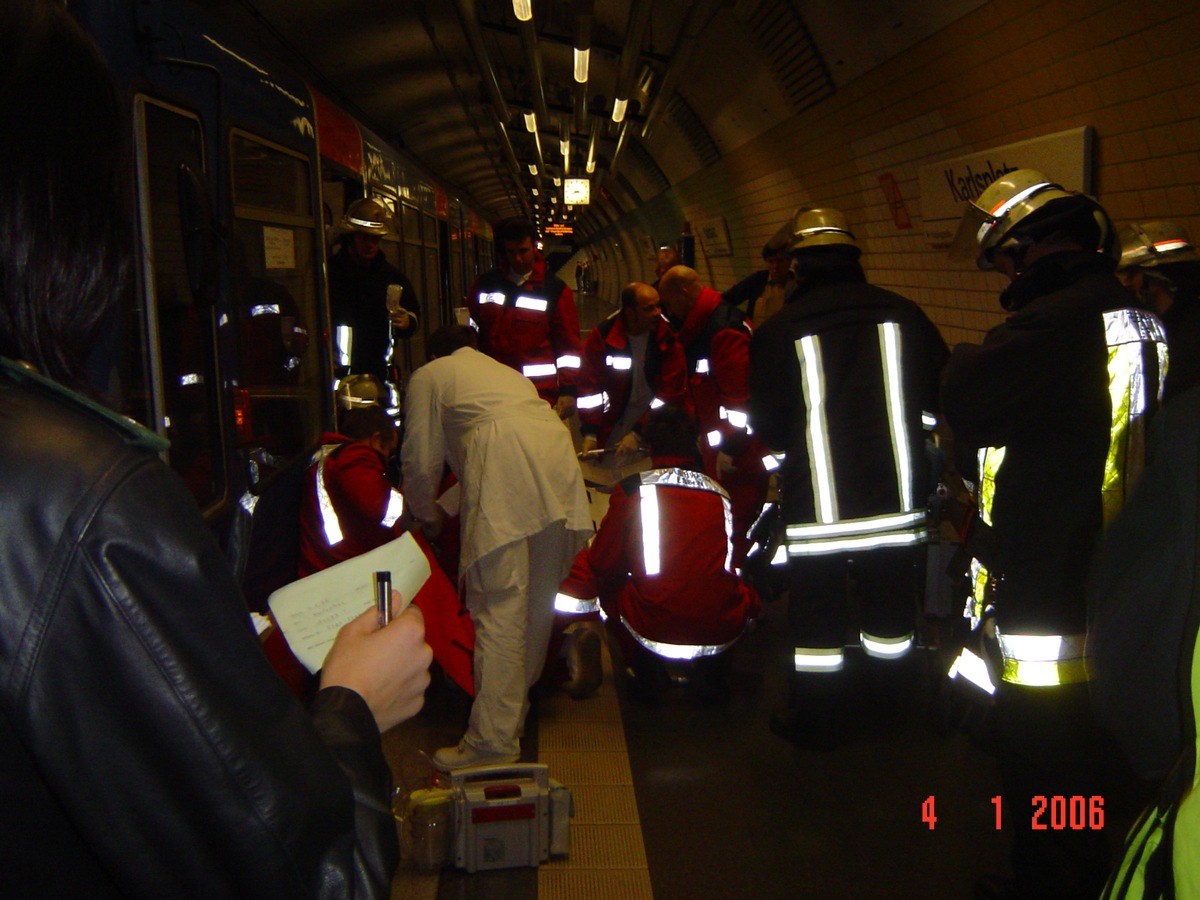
723,228,797,327
467,219,582,419
577,282,687,459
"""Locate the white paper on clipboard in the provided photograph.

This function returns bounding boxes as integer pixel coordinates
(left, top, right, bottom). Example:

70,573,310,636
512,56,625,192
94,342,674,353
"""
267,532,431,673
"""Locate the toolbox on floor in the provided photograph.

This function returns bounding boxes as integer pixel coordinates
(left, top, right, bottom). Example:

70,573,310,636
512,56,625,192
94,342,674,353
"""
448,762,573,873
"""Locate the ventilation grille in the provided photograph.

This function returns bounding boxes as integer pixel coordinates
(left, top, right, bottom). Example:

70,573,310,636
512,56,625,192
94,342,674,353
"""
745,0,833,116
666,94,721,168
625,143,669,196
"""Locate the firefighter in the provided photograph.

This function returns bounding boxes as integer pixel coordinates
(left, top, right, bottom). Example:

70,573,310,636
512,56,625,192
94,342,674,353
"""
1116,220,1200,400
748,207,948,751
467,218,582,418
328,197,420,383
576,281,687,459
657,265,766,568
558,405,759,705
942,170,1167,900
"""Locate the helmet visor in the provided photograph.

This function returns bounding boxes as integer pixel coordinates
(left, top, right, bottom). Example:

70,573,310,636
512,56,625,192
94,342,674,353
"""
948,202,995,268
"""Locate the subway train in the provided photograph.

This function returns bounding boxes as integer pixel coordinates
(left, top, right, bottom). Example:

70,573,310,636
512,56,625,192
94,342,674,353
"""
66,0,495,609
57,0,1199,897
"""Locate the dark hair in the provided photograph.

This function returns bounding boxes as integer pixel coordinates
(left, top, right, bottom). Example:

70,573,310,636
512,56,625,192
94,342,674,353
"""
496,218,538,246
0,1,132,394
641,405,702,467
427,325,478,358
339,405,396,442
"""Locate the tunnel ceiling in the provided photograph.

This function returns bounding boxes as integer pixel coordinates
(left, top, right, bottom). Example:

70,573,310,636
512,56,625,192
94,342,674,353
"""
196,0,986,242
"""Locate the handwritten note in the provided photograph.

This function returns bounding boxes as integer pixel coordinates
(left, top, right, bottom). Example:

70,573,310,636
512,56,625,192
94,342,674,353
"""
268,533,431,673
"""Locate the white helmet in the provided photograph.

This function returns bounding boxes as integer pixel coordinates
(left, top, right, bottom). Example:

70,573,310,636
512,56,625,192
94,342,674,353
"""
789,207,859,254
336,373,387,410
1117,221,1199,273
950,169,1114,270
339,197,396,238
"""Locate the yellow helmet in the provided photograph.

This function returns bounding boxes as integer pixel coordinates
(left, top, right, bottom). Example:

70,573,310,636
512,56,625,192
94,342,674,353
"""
789,207,858,254
335,373,387,410
951,169,1113,270
1117,221,1199,273
340,197,396,237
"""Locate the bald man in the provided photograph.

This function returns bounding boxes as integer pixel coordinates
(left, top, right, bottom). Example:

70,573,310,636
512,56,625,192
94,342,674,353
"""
577,282,687,459
657,266,767,567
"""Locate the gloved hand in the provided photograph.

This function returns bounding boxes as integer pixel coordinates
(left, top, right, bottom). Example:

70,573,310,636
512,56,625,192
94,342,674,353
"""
389,308,412,329
554,395,576,420
580,435,598,456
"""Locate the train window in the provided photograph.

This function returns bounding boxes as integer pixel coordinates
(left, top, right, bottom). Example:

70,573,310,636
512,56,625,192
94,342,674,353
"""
131,97,226,511
230,132,322,481
231,134,312,217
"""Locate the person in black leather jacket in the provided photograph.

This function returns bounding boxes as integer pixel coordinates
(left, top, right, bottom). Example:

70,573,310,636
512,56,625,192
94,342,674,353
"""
0,4,432,897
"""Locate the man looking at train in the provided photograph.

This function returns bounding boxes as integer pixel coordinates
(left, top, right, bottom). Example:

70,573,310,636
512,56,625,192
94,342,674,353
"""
328,197,420,383
402,326,592,770
748,207,947,751
467,218,582,419
577,281,687,460
657,265,767,569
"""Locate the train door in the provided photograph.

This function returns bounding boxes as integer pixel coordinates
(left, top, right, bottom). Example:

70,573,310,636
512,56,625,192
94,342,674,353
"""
128,96,227,512
227,130,326,482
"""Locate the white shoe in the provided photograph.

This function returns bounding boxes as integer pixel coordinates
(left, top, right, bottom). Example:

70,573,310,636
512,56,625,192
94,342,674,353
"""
431,742,520,772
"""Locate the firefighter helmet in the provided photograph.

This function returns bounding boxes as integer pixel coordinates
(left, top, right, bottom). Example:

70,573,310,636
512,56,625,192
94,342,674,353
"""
1117,221,1200,273
951,169,1114,271
335,373,387,410
789,208,859,254
339,197,396,238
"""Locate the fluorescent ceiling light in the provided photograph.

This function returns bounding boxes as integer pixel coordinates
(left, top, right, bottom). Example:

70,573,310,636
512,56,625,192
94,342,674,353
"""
574,48,589,83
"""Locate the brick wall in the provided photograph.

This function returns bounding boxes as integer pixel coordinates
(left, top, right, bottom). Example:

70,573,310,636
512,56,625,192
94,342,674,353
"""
581,0,1200,346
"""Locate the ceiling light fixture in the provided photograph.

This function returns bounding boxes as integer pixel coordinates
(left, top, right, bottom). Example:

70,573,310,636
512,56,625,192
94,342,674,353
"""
573,48,589,83
528,163,538,175
512,0,532,23
524,110,537,132
612,98,628,123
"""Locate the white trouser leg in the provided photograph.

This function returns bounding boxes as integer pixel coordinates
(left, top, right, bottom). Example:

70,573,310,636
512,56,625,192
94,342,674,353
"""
461,524,573,755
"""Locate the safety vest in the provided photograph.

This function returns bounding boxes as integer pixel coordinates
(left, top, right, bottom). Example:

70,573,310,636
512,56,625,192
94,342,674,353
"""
312,443,404,546
961,306,1168,687
784,321,928,557
623,467,741,660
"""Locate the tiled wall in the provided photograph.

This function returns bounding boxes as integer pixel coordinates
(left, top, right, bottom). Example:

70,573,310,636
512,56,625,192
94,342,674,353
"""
580,0,1200,346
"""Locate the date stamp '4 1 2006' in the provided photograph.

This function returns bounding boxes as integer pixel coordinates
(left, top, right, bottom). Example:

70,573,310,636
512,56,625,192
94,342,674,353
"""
921,795,1105,831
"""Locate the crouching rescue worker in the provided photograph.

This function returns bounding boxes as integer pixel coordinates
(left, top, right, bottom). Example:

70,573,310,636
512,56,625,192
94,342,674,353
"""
558,405,759,705
298,399,404,577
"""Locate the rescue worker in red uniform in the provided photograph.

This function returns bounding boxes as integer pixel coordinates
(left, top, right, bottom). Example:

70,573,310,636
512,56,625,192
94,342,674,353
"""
467,218,582,418
657,265,767,568
577,281,687,458
559,406,759,704
298,403,404,576
749,208,948,751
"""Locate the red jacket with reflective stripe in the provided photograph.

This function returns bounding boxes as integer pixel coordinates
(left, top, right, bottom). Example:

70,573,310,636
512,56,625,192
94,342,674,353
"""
674,286,754,456
298,433,403,576
576,312,687,446
467,252,583,403
562,463,757,648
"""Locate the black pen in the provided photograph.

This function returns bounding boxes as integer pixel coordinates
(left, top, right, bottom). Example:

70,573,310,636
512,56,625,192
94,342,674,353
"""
375,570,392,626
